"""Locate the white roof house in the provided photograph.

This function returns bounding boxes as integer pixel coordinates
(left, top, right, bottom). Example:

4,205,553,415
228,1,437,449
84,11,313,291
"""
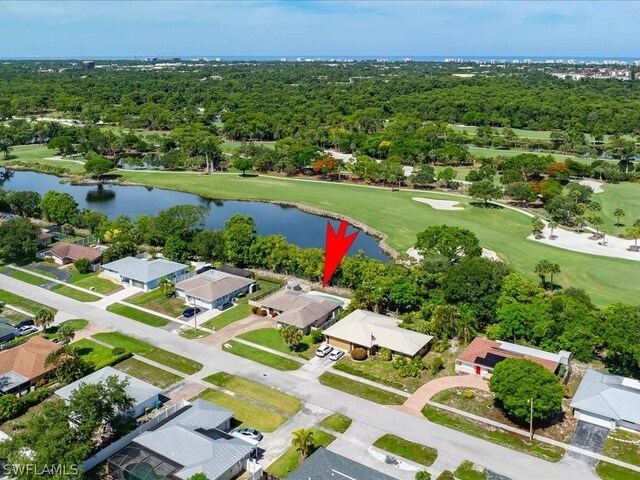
175,270,256,309
102,257,187,291
324,309,433,357
56,367,161,418
571,368,640,431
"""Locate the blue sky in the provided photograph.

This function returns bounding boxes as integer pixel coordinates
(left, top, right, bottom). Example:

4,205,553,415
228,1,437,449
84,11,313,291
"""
0,1,638,58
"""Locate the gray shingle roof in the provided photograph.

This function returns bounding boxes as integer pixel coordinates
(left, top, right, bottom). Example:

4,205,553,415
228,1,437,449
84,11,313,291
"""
102,256,186,283
162,398,234,431
55,366,161,407
259,290,340,329
175,270,255,303
571,368,640,425
287,447,395,480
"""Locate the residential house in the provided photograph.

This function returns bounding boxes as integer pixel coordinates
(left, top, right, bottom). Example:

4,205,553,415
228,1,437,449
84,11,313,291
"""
0,337,61,395
175,270,257,310
37,231,55,248
253,290,341,334
323,309,433,358
455,337,571,379
107,398,255,480
0,318,15,344
102,256,187,291
287,447,395,480
45,242,103,266
571,368,640,431
56,367,161,418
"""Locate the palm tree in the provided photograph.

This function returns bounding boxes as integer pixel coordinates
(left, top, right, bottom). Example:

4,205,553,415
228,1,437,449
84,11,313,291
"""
0,139,12,160
547,262,561,291
159,276,174,297
456,304,478,344
613,208,625,226
548,220,559,239
626,226,640,251
57,323,76,345
35,309,55,332
291,428,315,460
589,216,604,236
280,324,303,350
534,259,552,288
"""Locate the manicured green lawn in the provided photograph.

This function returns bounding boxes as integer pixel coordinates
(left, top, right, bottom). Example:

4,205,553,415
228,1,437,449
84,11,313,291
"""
221,140,275,153
454,461,487,480
114,357,182,388
0,289,56,315
4,145,86,174
238,328,292,354
106,303,169,327
126,289,186,317
223,340,301,371
468,146,594,165
373,434,437,466
50,284,101,302
421,405,563,462
594,182,640,236
319,413,352,433
93,332,203,375
318,372,406,405
204,372,301,415
334,356,429,393
596,462,640,480
4,269,49,286
202,303,254,330
73,338,128,370
44,319,89,341
266,429,336,478
66,269,122,294
119,169,640,306
195,388,287,432
601,430,640,467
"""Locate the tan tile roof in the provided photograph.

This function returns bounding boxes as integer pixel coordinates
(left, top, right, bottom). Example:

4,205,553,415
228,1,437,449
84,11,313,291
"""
175,271,255,302
457,337,559,372
0,336,61,380
50,242,102,262
259,290,340,329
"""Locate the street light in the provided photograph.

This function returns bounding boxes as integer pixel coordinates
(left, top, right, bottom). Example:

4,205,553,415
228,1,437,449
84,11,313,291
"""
529,398,534,440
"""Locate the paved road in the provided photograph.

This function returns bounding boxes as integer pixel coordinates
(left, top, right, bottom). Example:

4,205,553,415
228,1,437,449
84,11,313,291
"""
0,276,597,480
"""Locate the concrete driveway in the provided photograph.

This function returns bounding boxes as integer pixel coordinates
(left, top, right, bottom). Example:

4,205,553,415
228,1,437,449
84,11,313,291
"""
565,421,609,467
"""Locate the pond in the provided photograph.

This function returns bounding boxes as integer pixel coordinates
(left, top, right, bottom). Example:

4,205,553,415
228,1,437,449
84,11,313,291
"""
0,170,390,261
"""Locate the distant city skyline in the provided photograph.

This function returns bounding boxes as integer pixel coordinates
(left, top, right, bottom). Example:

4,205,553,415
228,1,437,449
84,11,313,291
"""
1,1,638,58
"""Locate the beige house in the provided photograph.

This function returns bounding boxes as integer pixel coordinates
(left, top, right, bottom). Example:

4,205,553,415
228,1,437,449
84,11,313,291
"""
46,242,103,266
323,309,433,358
175,270,257,310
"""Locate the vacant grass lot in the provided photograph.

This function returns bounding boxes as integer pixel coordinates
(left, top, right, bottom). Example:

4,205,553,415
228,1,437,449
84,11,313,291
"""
114,358,182,388
601,430,640,467
203,372,301,415
223,340,301,371
127,289,186,317
238,328,291,354
319,372,406,405
319,413,352,434
373,434,438,466
106,303,169,327
422,405,563,462
73,338,129,370
93,332,202,374
195,388,287,432
0,289,56,315
334,356,429,393
596,462,640,480
266,429,336,478
119,170,640,306
50,284,101,302
202,303,254,330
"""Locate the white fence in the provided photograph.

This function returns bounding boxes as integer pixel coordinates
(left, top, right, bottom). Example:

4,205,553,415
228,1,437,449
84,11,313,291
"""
173,271,196,284
245,460,264,480
82,400,188,472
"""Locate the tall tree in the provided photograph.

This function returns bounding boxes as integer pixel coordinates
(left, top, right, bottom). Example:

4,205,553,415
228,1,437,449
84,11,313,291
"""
291,428,315,459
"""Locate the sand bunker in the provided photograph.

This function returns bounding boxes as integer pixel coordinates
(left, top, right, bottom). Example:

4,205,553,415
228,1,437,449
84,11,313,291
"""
579,180,604,194
412,197,464,210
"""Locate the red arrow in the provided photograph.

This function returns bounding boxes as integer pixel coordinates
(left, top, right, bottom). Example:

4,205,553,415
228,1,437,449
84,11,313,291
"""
323,220,359,287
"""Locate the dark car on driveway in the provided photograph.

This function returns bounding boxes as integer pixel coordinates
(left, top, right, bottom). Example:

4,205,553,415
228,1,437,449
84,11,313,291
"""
14,319,35,329
182,307,202,318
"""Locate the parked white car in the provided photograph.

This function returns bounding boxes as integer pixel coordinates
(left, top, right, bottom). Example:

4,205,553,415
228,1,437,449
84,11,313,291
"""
329,349,345,361
316,344,333,358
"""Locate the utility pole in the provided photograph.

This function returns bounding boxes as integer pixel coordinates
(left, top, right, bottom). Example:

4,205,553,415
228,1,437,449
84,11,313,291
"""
529,398,534,440
192,298,198,331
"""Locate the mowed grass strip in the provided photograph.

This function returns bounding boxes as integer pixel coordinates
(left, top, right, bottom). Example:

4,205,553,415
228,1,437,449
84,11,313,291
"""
195,388,286,432
203,372,301,415
267,429,336,478
114,357,182,388
50,284,101,302
421,405,563,462
596,462,640,480
0,289,56,315
4,269,49,286
318,372,405,405
454,461,487,480
93,332,202,375
373,434,437,466
107,303,169,327
73,338,130,370
224,340,301,371
319,413,352,433
238,327,292,354
202,303,253,330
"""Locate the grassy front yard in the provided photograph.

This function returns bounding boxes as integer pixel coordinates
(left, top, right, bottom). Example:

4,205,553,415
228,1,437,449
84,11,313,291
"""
266,429,336,478
195,388,287,432
65,269,122,295
202,303,254,330
238,328,291,354
319,413,352,434
50,284,101,302
114,358,182,388
73,338,130,370
4,269,49,286
93,332,202,375
373,434,438,466
44,319,89,341
223,340,301,371
203,372,301,415
179,327,209,339
126,289,186,317
318,372,406,405
596,462,640,480
334,356,430,393
601,430,640,467
421,405,564,462
0,289,56,315
454,461,487,480
106,303,169,327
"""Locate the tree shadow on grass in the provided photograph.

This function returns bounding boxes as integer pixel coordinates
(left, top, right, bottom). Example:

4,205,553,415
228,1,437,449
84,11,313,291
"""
469,201,504,209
